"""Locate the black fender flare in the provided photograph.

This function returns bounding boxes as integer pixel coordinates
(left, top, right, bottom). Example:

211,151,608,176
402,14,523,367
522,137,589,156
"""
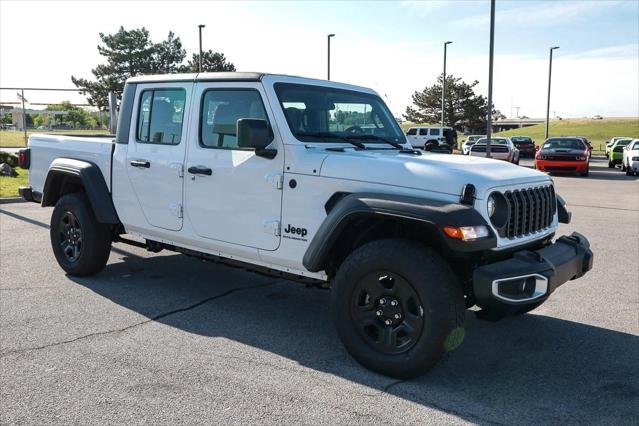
41,158,120,224
302,192,497,273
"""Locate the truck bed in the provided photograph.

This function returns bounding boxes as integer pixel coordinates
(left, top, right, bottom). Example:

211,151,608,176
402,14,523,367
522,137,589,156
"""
28,134,115,196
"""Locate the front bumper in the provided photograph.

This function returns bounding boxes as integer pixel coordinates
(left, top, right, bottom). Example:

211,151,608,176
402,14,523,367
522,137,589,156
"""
536,159,588,174
473,232,593,307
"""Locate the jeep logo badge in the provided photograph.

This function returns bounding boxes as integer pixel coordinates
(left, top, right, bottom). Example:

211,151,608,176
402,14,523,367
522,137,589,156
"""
284,224,307,238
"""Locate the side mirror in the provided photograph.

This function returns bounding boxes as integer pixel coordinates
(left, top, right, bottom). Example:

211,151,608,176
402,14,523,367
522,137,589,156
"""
237,118,276,159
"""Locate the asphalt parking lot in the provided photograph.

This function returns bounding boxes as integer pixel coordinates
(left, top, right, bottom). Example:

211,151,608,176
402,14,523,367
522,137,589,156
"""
1,156,638,425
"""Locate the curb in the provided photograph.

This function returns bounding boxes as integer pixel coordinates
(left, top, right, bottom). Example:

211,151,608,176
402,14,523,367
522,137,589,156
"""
0,197,26,204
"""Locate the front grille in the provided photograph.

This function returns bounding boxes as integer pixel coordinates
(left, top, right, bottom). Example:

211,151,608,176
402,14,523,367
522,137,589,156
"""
545,166,577,171
472,145,508,153
544,155,582,161
501,185,556,239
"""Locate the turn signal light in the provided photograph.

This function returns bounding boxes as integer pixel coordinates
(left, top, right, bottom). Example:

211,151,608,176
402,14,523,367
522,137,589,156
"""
443,225,490,241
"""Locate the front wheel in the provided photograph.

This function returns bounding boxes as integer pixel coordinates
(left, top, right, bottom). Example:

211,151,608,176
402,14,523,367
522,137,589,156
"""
331,239,465,379
581,164,589,177
608,160,615,168
50,193,112,276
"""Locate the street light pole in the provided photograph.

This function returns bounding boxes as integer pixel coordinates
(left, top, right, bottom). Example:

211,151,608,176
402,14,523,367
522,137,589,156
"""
327,34,335,80
545,46,560,140
442,41,452,129
485,0,496,158
198,24,206,73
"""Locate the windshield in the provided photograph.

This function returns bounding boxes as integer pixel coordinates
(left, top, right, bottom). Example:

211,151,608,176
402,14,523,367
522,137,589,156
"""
615,139,632,147
543,138,585,150
274,83,405,144
476,138,508,145
511,137,532,143
468,135,484,142
632,142,639,150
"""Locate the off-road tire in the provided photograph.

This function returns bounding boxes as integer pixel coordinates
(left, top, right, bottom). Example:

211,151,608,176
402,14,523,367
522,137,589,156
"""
50,192,112,276
331,239,465,379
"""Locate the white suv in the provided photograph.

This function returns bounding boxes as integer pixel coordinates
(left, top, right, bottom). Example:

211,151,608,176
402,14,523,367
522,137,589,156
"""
406,126,456,151
622,139,639,175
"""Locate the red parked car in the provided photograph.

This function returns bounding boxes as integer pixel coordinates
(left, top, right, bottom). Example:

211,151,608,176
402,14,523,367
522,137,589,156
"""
535,137,590,177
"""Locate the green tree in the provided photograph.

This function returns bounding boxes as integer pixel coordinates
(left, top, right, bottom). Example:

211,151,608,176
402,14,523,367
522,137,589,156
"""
404,74,502,132
153,31,186,73
72,27,187,109
46,101,96,128
180,50,236,73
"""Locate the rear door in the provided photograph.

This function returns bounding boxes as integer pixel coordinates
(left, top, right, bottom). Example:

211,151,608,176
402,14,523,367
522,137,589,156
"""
184,83,284,251
126,83,192,231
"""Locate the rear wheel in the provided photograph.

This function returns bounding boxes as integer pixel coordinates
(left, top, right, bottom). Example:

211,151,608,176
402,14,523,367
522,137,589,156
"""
50,193,112,276
331,239,465,378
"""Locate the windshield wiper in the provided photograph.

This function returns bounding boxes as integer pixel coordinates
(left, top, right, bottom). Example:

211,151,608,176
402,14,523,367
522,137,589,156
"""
344,134,405,149
296,132,366,149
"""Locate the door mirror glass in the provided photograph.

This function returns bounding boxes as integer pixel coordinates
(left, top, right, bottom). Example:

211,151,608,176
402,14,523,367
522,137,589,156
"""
237,118,271,150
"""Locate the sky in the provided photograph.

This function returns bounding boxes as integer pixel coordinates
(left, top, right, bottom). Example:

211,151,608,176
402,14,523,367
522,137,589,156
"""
1,0,638,119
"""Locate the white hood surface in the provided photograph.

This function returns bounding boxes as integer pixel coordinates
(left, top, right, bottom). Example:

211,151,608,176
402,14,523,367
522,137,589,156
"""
320,150,551,198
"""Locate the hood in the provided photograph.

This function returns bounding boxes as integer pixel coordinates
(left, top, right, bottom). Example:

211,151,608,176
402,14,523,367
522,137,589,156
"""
320,150,550,199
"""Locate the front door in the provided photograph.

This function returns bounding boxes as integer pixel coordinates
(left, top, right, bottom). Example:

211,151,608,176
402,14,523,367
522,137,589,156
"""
184,83,283,251
126,84,192,231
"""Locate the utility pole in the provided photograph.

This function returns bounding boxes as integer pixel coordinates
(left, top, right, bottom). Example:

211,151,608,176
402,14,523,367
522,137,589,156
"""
198,24,206,73
442,41,452,129
515,106,520,118
485,0,495,158
327,34,335,80
545,46,559,139
18,89,27,145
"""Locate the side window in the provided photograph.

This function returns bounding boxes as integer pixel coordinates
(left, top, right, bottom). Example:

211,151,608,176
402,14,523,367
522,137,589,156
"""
419,128,429,135
406,128,417,135
430,128,441,136
137,89,186,145
200,90,268,149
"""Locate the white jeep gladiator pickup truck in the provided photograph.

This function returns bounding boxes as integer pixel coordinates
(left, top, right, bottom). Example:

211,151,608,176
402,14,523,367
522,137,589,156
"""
18,72,593,378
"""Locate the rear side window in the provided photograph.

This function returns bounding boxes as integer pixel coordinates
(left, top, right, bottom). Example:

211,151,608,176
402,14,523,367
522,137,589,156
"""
406,128,417,135
136,89,186,145
419,128,429,135
430,128,440,136
200,90,269,149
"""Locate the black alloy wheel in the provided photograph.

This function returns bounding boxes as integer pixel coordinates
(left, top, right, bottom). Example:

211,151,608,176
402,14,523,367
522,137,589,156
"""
350,271,424,355
58,211,83,262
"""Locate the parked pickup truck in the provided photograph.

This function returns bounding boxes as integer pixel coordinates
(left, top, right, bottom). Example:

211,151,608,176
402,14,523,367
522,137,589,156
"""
18,72,593,379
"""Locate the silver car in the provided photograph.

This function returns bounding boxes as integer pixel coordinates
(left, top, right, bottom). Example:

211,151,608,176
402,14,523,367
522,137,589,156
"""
469,137,520,164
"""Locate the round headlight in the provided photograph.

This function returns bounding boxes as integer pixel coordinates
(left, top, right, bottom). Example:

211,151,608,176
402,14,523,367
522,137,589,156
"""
487,194,496,217
487,192,510,229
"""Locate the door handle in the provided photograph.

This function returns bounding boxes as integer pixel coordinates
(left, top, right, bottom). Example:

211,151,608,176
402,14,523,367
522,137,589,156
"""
130,160,150,168
188,165,212,176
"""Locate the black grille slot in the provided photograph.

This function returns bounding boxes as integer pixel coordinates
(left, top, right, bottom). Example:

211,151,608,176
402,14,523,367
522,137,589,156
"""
501,186,555,239
472,145,509,153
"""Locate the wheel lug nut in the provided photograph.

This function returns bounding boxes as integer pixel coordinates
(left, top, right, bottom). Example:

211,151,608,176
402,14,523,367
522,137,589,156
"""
394,313,401,319
385,319,392,326
376,310,383,316
380,298,386,305
391,300,398,306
